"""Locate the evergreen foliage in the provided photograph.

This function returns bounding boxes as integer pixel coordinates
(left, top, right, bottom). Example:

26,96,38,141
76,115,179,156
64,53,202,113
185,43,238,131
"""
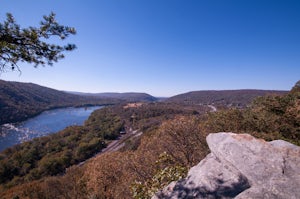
0,12,76,72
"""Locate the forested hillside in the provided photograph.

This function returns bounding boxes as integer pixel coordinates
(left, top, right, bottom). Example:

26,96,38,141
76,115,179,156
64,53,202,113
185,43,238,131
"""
0,80,121,124
0,102,205,190
69,92,158,102
0,81,298,199
167,89,287,108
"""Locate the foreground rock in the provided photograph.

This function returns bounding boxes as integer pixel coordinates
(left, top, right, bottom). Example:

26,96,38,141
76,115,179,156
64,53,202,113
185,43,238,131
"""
153,132,300,199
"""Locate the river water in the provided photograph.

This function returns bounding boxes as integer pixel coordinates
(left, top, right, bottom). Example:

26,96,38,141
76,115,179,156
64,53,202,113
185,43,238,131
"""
0,106,102,152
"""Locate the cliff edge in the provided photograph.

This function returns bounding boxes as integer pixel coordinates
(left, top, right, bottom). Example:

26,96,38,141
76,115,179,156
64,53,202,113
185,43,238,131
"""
153,132,300,199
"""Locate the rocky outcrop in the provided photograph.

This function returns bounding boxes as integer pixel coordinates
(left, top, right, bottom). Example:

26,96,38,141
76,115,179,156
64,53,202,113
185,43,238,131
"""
153,132,300,199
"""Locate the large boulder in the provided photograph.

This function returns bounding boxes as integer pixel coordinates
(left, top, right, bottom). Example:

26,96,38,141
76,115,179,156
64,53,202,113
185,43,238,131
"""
153,132,300,199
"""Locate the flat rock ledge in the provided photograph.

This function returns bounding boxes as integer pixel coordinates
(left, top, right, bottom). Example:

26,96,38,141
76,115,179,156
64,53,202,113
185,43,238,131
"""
153,132,300,199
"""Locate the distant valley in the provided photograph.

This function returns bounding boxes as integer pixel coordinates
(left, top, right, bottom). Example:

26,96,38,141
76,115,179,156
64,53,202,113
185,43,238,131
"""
0,80,288,125
0,79,298,199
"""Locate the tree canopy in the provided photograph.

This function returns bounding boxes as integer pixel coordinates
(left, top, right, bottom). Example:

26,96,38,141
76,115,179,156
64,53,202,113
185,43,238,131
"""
0,12,76,73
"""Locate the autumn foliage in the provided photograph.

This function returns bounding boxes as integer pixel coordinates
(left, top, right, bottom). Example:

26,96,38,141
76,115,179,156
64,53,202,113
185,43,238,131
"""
1,82,299,199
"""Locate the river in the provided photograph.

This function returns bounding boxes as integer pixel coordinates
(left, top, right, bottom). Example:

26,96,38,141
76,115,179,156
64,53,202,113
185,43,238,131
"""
0,106,102,152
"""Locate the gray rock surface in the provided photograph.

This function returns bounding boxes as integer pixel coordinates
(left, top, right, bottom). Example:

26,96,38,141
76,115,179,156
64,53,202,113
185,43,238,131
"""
153,132,300,199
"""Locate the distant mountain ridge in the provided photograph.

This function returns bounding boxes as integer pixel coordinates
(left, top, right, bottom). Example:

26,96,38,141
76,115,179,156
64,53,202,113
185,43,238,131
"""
0,80,119,125
167,89,288,108
68,91,158,102
0,79,288,125
0,80,158,125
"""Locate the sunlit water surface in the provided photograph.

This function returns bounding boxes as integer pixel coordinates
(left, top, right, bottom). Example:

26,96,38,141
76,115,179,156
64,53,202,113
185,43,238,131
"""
0,106,102,152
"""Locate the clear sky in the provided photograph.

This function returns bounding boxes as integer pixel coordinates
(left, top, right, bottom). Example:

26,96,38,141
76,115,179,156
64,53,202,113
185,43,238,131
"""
1,0,299,97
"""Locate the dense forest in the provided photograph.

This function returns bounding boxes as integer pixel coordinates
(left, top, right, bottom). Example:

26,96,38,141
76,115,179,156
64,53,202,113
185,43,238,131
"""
0,81,299,198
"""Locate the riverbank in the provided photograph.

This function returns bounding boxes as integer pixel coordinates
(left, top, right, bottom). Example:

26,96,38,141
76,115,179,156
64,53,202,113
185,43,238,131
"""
0,106,104,152
0,103,114,126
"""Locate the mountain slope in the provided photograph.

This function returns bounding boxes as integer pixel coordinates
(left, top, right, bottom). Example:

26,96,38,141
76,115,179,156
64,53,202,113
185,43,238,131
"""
68,91,158,102
167,89,288,108
0,80,118,124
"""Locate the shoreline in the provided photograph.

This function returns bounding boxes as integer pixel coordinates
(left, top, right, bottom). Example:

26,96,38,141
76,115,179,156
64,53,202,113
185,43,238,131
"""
0,103,115,126
0,105,107,152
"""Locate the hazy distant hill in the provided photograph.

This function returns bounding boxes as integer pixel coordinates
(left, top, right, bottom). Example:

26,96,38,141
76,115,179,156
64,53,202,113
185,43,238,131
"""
68,91,158,102
167,90,288,108
0,80,119,125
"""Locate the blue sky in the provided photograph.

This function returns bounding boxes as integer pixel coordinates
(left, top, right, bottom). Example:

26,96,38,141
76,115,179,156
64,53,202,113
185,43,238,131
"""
1,0,299,97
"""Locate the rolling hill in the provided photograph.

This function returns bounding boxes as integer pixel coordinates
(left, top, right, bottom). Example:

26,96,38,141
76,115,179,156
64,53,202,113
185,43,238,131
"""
167,89,288,108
